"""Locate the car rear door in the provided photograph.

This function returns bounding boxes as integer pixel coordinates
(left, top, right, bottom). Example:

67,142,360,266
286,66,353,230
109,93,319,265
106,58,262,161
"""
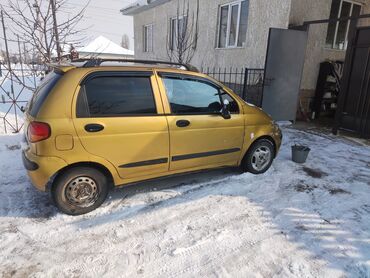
72,70,170,179
157,72,245,171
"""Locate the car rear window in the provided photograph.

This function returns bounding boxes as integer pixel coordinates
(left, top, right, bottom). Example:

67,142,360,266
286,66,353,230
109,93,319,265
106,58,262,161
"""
28,71,63,117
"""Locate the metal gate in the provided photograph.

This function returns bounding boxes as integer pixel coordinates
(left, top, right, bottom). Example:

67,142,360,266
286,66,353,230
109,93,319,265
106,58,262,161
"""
262,28,308,121
201,67,265,106
335,27,370,138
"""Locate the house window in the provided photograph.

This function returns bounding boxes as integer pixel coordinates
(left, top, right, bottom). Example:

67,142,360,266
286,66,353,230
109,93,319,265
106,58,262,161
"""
326,0,361,50
170,15,188,50
143,24,153,52
217,0,249,48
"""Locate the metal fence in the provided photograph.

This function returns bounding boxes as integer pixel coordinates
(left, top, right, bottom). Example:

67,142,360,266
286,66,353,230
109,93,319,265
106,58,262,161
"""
201,67,265,107
0,8,44,134
0,65,41,133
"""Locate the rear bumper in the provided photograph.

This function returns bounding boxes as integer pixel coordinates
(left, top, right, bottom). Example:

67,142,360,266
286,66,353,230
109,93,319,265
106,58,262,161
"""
22,150,67,191
22,151,39,171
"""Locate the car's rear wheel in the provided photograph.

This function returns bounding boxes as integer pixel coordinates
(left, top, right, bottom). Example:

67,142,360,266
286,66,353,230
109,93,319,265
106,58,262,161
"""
52,167,109,215
241,139,275,174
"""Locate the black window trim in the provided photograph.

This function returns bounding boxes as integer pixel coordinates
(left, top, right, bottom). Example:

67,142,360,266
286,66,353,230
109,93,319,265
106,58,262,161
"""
79,71,154,85
158,72,240,116
77,71,160,118
158,72,220,87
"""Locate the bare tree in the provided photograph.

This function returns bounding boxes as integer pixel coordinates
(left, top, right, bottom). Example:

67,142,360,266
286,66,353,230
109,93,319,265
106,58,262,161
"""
0,0,90,63
121,34,130,49
166,0,199,64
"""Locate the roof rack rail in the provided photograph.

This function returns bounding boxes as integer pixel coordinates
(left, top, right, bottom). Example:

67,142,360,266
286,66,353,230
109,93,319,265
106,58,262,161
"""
73,58,199,72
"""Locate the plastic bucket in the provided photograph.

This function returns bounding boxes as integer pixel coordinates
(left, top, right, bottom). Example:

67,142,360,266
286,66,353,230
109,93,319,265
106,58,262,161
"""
291,145,310,163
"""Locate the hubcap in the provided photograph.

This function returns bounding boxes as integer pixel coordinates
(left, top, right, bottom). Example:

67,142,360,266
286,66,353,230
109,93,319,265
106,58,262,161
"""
251,146,271,171
65,176,98,207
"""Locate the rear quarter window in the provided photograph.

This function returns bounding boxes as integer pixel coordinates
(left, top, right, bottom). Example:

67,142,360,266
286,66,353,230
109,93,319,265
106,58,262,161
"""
28,71,63,117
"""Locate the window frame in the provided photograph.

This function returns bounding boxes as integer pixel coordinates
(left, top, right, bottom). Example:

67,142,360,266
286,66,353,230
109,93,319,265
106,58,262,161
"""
76,71,159,118
169,15,188,51
326,0,362,50
158,72,240,116
217,0,247,49
143,24,154,53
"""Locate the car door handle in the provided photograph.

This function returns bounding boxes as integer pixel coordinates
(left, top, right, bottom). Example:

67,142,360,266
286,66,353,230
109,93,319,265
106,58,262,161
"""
85,124,104,132
176,120,190,128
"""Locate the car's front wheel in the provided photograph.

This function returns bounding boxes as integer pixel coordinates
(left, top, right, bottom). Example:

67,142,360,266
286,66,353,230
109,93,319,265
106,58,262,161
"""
52,167,109,215
241,139,275,174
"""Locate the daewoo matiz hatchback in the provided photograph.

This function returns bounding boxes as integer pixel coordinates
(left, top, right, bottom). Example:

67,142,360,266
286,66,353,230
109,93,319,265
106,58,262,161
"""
22,59,282,215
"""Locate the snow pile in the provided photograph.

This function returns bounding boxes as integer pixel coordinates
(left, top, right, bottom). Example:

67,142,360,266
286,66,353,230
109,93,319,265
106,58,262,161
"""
78,36,134,56
121,0,152,11
0,126,369,277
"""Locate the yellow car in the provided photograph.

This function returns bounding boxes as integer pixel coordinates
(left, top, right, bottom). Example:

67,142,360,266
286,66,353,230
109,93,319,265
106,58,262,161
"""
22,59,282,215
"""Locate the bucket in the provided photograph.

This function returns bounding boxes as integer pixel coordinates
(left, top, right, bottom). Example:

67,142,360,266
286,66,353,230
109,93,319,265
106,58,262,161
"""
291,145,310,163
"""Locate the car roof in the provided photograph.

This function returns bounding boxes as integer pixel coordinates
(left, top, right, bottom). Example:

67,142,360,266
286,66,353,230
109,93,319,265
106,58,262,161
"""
48,59,228,89
49,59,199,74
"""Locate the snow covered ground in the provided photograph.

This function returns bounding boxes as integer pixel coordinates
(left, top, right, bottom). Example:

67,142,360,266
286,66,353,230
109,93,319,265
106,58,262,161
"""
0,124,370,277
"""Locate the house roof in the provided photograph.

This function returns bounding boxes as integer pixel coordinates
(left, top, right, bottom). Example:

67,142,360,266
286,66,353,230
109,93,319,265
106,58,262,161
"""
121,0,172,15
51,43,73,57
77,36,134,56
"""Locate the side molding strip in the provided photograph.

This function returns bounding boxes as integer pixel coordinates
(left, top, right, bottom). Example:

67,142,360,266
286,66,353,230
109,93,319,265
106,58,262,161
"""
172,148,240,162
119,158,168,168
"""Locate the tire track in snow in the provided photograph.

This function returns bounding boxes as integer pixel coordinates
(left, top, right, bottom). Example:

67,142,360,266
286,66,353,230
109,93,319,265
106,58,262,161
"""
118,196,272,276
148,232,276,278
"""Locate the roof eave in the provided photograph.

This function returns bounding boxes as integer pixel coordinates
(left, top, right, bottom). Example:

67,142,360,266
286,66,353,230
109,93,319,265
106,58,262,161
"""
120,5,141,15
120,0,172,16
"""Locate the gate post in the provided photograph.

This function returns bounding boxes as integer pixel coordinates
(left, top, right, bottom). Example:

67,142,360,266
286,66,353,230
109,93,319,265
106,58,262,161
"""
242,68,248,100
333,18,358,135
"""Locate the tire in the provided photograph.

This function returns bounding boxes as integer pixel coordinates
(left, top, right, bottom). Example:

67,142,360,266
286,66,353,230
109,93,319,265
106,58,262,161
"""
241,139,275,174
52,167,109,215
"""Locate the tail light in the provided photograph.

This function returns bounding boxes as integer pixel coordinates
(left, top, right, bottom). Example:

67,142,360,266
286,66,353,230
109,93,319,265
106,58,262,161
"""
27,121,51,143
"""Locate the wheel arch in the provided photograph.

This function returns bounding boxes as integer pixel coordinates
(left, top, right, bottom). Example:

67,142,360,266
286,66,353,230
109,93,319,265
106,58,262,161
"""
254,135,277,156
47,161,115,191
240,135,277,165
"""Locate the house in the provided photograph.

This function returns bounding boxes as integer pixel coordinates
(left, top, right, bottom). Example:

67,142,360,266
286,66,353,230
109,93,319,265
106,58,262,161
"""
121,0,290,69
122,0,370,114
51,43,75,61
289,0,370,115
77,36,134,59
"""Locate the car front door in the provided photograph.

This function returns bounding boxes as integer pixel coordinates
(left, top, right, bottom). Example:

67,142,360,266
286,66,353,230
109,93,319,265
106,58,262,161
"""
157,72,245,171
72,71,169,179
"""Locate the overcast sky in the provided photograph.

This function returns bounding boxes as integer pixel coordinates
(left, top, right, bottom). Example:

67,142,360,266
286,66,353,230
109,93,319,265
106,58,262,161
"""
62,0,137,50
1,0,137,53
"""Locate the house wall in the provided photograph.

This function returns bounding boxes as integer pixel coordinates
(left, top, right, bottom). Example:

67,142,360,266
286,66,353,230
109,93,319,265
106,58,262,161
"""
289,0,370,114
133,0,291,70
360,2,370,25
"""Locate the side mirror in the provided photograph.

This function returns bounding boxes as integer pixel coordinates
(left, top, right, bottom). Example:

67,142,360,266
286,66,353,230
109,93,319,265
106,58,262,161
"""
221,99,231,119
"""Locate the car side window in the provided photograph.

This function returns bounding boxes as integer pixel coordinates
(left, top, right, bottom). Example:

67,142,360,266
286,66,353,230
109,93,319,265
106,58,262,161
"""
162,77,222,114
162,76,239,115
77,76,157,117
